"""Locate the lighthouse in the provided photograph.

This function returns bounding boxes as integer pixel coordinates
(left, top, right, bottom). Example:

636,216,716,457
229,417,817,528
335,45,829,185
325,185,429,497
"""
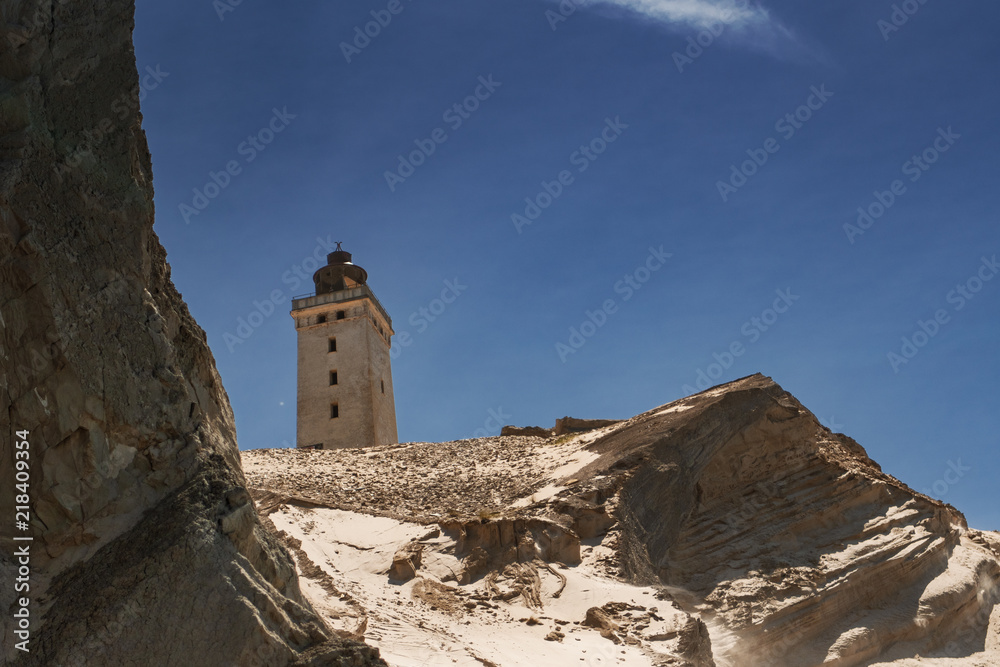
290,243,397,449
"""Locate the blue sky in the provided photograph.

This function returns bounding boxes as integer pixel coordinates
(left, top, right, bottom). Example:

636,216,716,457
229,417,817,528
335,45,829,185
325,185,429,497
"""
133,0,998,529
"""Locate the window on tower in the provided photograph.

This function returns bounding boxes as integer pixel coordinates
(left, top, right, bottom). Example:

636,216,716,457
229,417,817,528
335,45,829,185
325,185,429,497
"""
330,403,339,419
330,371,338,386
317,314,327,324
336,310,346,320
329,337,337,352
381,379,385,394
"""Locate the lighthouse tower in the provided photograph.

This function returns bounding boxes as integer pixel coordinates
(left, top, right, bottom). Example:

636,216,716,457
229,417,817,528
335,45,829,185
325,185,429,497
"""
291,243,397,450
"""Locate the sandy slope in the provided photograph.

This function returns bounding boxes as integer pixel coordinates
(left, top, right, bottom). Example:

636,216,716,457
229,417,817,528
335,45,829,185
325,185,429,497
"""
269,505,660,666
244,375,1000,667
247,421,703,666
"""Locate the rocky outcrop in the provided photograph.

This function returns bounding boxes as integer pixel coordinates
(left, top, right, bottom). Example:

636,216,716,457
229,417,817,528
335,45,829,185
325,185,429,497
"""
0,1,384,664
244,437,552,523
246,374,1000,666
583,602,716,666
549,491,618,539
500,425,553,438
500,419,621,438
589,374,1000,666
440,517,581,584
553,417,621,435
388,541,423,582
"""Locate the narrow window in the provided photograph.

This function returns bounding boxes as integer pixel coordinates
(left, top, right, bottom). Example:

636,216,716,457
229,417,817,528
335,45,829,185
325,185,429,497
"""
328,337,337,352
336,310,346,320
330,371,338,386
330,403,339,419
317,314,327,324
381,379,385,394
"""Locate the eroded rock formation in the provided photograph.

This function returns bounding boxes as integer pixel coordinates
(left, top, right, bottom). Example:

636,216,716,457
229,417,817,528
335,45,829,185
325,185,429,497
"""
245,375,1000,666
597,375,1000,665
0,2,384,664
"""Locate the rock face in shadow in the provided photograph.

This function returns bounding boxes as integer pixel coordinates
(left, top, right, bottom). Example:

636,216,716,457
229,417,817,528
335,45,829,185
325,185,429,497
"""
0,1,385,664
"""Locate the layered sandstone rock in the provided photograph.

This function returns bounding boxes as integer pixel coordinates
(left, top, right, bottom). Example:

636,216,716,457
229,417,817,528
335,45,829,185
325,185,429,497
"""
595,374,1000,665
245,375,1000,666
0,1,384,664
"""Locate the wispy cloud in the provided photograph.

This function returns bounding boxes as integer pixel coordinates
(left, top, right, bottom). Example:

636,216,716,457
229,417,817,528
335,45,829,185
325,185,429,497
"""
563,0,827,62
590,0,769,31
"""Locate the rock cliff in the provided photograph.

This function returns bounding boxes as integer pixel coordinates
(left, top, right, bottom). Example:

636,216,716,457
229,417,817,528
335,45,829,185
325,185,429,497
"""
598,375,1000,665
0,1,384,664
244,375,1000,666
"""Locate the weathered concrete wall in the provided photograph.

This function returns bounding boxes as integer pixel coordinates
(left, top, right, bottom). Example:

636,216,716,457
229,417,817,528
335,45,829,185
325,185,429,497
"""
367,307,397,448
294,295,396,449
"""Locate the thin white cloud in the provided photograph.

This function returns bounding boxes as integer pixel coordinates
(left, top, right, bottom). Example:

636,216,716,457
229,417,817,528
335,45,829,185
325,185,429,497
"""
565,0,828,62
588,0,768,31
